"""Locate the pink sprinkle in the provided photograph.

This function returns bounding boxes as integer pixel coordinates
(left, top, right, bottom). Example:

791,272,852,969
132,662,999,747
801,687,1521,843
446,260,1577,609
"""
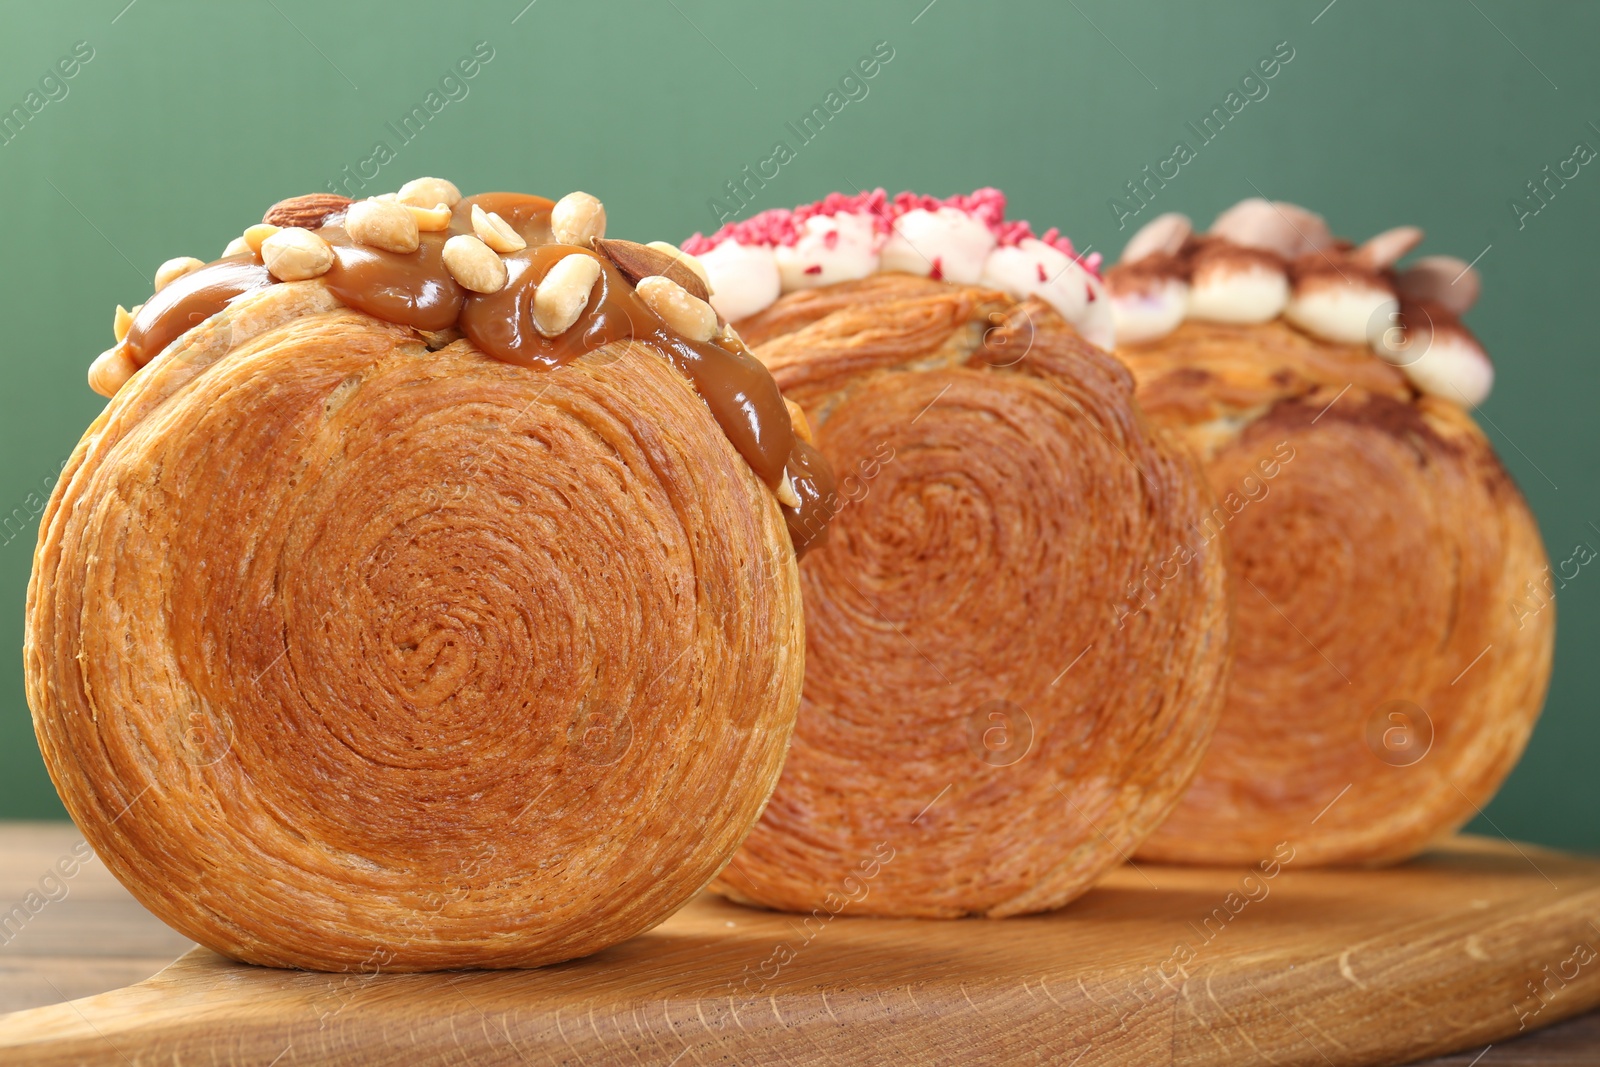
679,186,1102,280
962,187,1009,230
1036,262,1048,283
681,206,802,255
804,264,822,275
891,187,1009,235
823,228,839,250
994,219,1032,247
930,257,943,281
1085,283,1096,303
795,188,892,235
1040,227,1071,255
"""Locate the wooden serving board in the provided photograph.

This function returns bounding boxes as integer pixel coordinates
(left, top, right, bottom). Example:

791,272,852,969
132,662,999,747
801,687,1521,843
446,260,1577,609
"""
2,836,1599,1066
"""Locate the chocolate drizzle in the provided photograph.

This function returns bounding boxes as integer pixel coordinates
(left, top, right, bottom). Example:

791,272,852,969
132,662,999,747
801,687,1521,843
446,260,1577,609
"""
116,192,833,556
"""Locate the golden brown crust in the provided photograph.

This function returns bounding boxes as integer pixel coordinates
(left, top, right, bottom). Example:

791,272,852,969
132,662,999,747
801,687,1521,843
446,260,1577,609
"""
717,274,1230,917
26,289,805,970
734,273,958,347
1125,320,1409,424
1122,323,1553,866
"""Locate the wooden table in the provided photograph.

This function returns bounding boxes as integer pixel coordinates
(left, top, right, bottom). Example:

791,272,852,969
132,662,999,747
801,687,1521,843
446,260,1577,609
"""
0,821,1597,1065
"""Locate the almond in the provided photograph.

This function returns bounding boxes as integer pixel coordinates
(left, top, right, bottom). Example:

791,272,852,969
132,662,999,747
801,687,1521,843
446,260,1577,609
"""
1211,198,1332,259
1353,226,1424,271
594,238,711,302
647,241,713,291
1120,213,1192,264
1397,255,1480,315
263,193,353,230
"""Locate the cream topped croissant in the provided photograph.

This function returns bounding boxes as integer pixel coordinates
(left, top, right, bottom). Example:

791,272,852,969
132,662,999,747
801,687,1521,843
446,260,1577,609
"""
1108,198,1552,866
681,189,1229,916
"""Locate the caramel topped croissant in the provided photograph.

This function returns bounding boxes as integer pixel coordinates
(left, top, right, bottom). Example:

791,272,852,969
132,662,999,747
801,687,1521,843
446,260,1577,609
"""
683,190,1229,917
1109,201,1553,866
94,183,832,554
28,181,826,970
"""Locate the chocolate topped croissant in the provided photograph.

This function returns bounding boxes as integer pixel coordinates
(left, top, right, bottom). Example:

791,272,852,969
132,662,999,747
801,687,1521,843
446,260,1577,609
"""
27,179,831,970
1108,199,1553,866
681,190,1229,917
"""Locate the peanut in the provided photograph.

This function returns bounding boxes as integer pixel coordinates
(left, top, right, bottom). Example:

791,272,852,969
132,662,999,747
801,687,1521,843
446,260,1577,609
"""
636,275,717,342
441,234,508,293
243,224,280,255
407,203,453,232
260,227,335,281
346,198,421,254
785,398,813,445
551,191,606,247
472,204,527,254
154,256,206,292
774,469,802,508
88,345,139,398
396,177,462,209
532,253,602,336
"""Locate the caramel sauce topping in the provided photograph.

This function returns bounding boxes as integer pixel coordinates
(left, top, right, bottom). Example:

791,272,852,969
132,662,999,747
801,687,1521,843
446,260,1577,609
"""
123,257,273,365
118,192,833,555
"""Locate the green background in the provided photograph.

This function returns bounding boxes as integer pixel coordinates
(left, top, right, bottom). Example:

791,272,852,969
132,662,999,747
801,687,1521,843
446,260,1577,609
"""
1,1,1595,850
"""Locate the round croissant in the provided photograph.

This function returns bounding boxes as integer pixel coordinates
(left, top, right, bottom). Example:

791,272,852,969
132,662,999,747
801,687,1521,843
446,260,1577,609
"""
27,187,819,970
1109,202,1553,866
716,274,1230,917
1123,319,1553,865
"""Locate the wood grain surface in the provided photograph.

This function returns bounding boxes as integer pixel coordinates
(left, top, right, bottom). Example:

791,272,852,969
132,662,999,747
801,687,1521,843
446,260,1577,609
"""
1,823,1598,1065
0,822,192,1014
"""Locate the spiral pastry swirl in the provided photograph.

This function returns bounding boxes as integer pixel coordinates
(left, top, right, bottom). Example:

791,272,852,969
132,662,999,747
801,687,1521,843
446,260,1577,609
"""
1122,320,1554,865
716,275,1230,917
26,281,806,969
